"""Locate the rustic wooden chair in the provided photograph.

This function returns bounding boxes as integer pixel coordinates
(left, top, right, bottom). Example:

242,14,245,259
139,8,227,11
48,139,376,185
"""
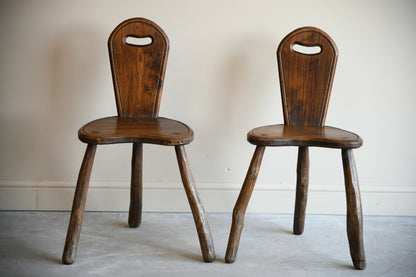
62,18,215,264
225,27,365,269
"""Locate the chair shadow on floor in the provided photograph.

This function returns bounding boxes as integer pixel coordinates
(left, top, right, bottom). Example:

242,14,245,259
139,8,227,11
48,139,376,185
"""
236,215,359,270
104,216,205,262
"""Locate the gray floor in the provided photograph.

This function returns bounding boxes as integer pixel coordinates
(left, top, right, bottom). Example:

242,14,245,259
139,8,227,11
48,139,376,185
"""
0,212,415,277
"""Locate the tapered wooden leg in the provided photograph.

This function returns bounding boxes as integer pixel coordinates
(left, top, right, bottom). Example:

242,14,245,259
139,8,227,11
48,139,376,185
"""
129,143,143,228
175,145,215,263
225,146,265,263
62,144,97,265
293,146,309,235
342,149,366,270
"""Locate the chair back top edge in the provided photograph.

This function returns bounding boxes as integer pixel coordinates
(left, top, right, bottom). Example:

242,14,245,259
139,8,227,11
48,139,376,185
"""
277,26,338,127
108,18,169,118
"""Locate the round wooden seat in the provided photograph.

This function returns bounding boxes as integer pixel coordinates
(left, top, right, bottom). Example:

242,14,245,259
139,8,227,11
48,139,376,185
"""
247,124,362,148
78,116,194,145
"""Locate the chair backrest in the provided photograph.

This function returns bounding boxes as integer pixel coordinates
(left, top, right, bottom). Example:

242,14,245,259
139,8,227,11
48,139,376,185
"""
277,27,338,127
108,18,169,118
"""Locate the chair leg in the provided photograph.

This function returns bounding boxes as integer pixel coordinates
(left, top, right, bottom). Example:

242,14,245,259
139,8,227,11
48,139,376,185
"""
175,145,215,263
225,146,265,263
342,149,366,270
293,146,309,235
129,143,143,228
62,144,97,264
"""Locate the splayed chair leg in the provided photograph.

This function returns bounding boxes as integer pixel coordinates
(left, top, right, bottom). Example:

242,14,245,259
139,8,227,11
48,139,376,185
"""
225,146,265,263
342,149,366,270
293,146,309,235
62,144,97,265
129,143,143,228
175,145,215,262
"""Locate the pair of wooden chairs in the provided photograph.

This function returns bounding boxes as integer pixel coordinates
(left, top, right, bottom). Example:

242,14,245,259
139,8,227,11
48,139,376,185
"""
62,18,365,269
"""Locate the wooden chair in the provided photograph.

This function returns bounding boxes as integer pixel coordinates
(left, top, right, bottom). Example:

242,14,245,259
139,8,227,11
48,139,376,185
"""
225,27,365,269
62,18,215,264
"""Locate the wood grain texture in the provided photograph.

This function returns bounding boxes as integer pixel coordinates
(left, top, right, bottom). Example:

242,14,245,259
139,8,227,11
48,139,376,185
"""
108,18,169,118
277,27,338,127
79,116,193,146
175,145,216,262
225,146,265,263
248,124,362,148
227,27,365,269
62,144,96,264
342,149,366,270
128,143,143,228
63,18,210,264
293,146,309,235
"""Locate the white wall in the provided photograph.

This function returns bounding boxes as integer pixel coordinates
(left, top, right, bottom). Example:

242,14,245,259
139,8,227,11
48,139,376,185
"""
0,0,415,215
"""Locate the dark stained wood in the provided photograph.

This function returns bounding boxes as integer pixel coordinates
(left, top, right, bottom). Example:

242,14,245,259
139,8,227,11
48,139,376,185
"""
226,27,365,269
108,18,169,118
277,27,338,127
63,18,215,264
247,124,362,148
62,144,96,265
293,146,309,235
128,143,143,228
225,146,265,263
79,116,194,146
342,149,366,270
175,145,215,262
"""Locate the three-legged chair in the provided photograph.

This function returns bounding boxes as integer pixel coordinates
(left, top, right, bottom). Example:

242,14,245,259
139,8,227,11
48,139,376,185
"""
62,18,215,264
225,27,365,269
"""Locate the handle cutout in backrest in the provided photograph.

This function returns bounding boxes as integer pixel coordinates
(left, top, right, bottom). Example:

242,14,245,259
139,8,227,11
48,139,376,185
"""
124,35,153,46
109,18,169,118
277,27,339,127
292,43,322,55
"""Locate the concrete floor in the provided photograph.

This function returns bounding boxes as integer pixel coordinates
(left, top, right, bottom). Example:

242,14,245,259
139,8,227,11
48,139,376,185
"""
0,212,415,277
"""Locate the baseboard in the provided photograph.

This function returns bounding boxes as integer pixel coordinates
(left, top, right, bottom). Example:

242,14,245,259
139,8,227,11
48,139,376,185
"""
0,180,415,216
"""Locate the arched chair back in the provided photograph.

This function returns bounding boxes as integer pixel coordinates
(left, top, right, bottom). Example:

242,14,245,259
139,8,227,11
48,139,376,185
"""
277,27,338,127
108,18,169,118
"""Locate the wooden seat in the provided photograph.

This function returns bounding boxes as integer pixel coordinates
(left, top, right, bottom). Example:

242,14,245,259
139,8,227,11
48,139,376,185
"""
248,125,362,148
79,116,193,145
62,18,215,265
225,27,366,269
